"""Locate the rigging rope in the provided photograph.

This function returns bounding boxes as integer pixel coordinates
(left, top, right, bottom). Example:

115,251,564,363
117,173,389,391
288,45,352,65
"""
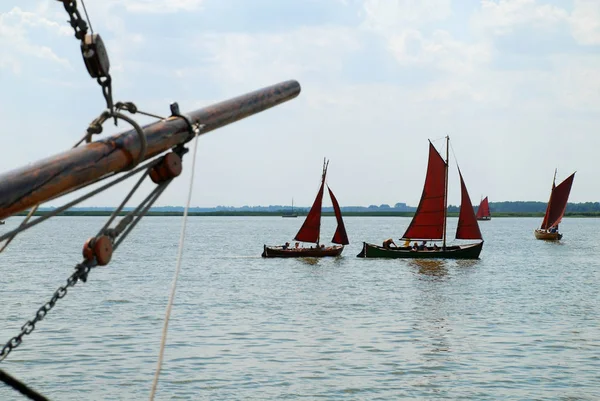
149,125,201,400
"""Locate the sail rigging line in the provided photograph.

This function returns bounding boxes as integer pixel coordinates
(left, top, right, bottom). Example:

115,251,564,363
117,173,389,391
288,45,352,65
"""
0,156,160,251
0,128,198,362
80,0,94,35
149,124,201,400
0,163,172,363
0,368,49,401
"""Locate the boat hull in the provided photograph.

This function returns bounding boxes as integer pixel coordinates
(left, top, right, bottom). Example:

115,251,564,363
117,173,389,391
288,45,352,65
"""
262,245,344,258
477,216,491,221
534,229,562,240
356,241,483,259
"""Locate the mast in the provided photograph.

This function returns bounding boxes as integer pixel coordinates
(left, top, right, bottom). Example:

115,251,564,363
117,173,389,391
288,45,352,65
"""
318,158,329,246
443,135,449,249
293,158,328,245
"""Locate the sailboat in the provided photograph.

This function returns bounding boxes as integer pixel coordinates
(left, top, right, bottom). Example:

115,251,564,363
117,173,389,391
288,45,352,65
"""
262,158,349,257
476,196,491,220
357,136,484,259
534,169,575,240
282,198,298,217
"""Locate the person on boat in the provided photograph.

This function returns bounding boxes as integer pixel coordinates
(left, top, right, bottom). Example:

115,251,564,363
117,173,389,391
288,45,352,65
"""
412,242,419,251
418,240,427,250
383,238,397,249
549,226,557,233
295,242,299,249
433,243,439,251
283,242,290,250
403,239,411,247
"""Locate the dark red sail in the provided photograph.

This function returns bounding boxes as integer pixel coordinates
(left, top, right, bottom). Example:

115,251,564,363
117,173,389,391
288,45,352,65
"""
294,181,324,243
328,185,349,245
540,172,575,230
476,196,490,219
401,142,447,240
456,170,482,240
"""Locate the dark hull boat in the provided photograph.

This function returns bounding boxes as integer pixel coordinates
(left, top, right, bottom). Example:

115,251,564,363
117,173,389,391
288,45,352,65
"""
357,241,483,259
262,244,344,257
476,196,491,221
534,169,575,241
358,137,483,260
263,159,349,258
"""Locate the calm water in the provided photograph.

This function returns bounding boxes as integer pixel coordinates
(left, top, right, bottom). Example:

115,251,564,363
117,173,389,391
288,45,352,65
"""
0,216,599,400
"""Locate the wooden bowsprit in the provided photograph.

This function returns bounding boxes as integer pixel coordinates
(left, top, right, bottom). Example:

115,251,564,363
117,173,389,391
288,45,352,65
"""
0,80,301,221
0,3,301,400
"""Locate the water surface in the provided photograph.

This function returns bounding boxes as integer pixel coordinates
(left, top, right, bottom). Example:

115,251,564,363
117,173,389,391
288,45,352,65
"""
1,216,598,400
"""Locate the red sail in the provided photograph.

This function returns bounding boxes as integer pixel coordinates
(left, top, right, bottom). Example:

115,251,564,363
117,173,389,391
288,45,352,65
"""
328,185,349,245
294,181,324,243
541,172,575,229
476,196,490,218
401,142,447,240
456,170,483,240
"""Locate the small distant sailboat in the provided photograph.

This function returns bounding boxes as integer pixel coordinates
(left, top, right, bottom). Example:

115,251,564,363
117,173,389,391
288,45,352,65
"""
476,196,491,221
262,158,349,257
282,198,298,218
534,169,575,241
357,136,484,259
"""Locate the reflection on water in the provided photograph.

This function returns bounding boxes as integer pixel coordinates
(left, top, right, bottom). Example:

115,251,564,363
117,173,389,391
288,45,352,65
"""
299,257,320,266
409,259,449,278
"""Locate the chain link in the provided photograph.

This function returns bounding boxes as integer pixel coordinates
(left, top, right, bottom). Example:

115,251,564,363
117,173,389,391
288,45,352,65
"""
57,0,115,116
57,0,89,40
0,262,95,362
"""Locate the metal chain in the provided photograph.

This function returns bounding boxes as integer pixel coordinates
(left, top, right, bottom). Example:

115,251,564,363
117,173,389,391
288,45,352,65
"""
56,0,88,40
57,0,115,117
0,150,180,363
0,262,95,362
98,76,114,118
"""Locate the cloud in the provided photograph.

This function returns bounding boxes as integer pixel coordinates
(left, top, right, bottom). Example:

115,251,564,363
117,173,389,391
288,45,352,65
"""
190,26,362,85
473,0,568,36
361,0,452,31
387,29,492,75
0,7,71,73
570,0,600,45
123,0,205,14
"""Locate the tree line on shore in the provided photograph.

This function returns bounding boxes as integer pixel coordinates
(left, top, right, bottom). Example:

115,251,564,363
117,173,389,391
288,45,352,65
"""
15,201,600,217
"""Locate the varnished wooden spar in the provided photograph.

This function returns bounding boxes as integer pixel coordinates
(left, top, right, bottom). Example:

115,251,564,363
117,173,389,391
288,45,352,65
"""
0,80,301,220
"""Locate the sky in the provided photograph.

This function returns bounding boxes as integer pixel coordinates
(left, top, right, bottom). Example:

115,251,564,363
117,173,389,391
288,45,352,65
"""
1,0,599,209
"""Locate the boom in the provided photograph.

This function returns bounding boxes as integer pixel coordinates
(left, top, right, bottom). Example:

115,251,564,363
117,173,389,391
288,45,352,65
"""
0,80,301,220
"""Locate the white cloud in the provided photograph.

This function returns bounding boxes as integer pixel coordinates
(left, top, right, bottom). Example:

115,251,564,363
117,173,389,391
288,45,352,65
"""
191,26,362,85
0,7,71,73
570,0,600,45
361,0,452,31
473,0,568,36
123,0,204,13
388,29,492,75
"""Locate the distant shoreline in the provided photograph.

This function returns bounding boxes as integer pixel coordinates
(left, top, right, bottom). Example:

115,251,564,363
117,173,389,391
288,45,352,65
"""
8,211,600,218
